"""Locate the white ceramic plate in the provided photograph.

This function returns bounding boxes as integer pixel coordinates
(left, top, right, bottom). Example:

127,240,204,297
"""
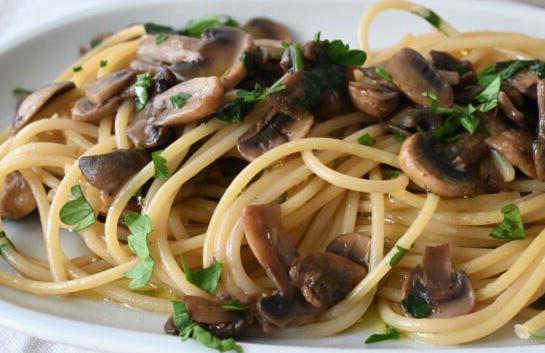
1,0,545,352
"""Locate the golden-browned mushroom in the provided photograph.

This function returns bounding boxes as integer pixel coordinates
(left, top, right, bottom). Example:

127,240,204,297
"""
485,129,537,179
348,81,399,119
402,244,475,318
385,48,454,107
1,171,37,220
237,110,313,161
71,96,121,123
498,91,524,122
326,232,370,268
85,69,135,104
244,18,292,42
12,82,75,134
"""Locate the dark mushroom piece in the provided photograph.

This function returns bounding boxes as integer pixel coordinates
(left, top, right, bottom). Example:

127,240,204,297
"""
289,252,367,308
402,244,475,318
127,110,172,149
497,91,524,122
85,70,135,104
398,133,477,197
383,105,443,136
244,18,292,42
12,82,76,134
326,232,370,268
385,48,454,107
428,50,472,74
1,171,37,220
442,132,489,172
237,110,314,161
533,79,545,181
485,129,537,179
508,68,538,99
79,149,150,194
348,81,399,119
71,96,122,123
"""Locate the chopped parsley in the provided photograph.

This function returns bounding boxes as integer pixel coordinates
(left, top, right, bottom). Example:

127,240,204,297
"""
313,31,321,42
135,73,152,113
375,67,392,82
144,22,179,35
290,44,304,71
59,185,96,232
185,15,239,37
151,150,169,180
358,133,375,146
172,301,243,353
90,38,103,49
99,60,108,67
12,88,31,97
365,325,401,344
181,256,223,295
489,203,525,239
170,92,192,109
389,245,408,267
72,65,82,72
324,39,366,66
124,213,154,288
459,104,480,134
155,33,169,44
478,59,545,87
394,134,406,143
401,293,432,318
384,170,400,179
290,66,346,109
273,41,291,57
222,300,247,312
238,52,255,70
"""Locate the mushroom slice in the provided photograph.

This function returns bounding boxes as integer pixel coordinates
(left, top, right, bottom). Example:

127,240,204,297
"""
498,91,524,122
71,96,121,123
399,133,477,197
257,292,324,328
12,81,75,134
85,70,135,104
326,232,370,268
401,244,475,318
442,132,489,172
485,129,537,179
508,68,538,99
385,48,454,107
428,50,472,73
289,252,367,308
242,203,298,295
383,105,442,135
244,18,292,42
1,171,37,220
237,110,313,161
152,77,224,126
167,27,254,90
79,149,150,192
533,140,545,182
348,81,399,119
537,78,545,140
137,35,204,64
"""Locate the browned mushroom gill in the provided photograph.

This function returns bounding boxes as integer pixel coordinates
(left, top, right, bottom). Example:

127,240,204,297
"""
5,3,545,348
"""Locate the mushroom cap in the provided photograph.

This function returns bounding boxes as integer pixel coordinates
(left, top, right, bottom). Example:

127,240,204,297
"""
237,110,314,161
85,69,135,104
136,35,204,64
71,96,122,123
152,76,224,126
78,149,150,192
184,295,240,325
508,68,538,99
485,129,537,179
12,81,75,134
385,48,454,107
348,81,399,119
257,292,323,328
1,171,37,220
399,132,477,197
244,18,292,42
325,232,371,268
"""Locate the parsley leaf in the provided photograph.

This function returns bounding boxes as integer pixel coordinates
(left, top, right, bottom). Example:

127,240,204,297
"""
476,75,501,112
124,212,154,288
394,134,405,142
170,92,192,109
151,150,169,180
172,301,243,353
181,256,223,295
222,300,247,311
384,170,399,179
135,73,152,113
365,324,401,344
313,31,321,42
324,40,366,66
375,67,392,82
185,15,239,37
459,104,480,134
144,23,178,35
99,60,108,67
238,52,255,70
358,133,375,146
59,185,96,232
290,44,304,71
401,293,432,318
155,33,169,44
489,203,525,239
389,245,408,267
72,66,82,72
13,88,31,97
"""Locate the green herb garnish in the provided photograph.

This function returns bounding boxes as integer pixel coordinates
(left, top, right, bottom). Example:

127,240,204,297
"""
124,212,154,288
365,324,401,344
222,300,247,312
172,301,243,353
291,44,304,71
401,293,432,318
155,33,169,44
185,15,239,37
238,52,255,71
72,66,82,72
313,31,321,42
358,133,375,146
324,39,366,66
375,67,392,82
394,134,405,142
389,245,408,267
170,92,192,109
99,60,108,67
181,256,223,295
151,150,169,180
13,88,31,97
59,185,96,232
489,203,525,239
135,73,152,113
476,76,501,112
384,171,400,179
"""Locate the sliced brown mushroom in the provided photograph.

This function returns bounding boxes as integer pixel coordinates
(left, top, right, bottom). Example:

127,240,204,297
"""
1,171,37,220
137,35,204,64
485,129,537,179
257,292,324,328
12,82,75,134
71,96,121,123
428,50,472,74
152,77,224,126
383,105,442,136
401,244,475,318
385,48,454,107
442,132,489,172
348,81,399,119
326,232,370,268
508,68,538,99
237,110,313,161
79,149,150,192
437,70,460,86
498,91,524,122
85,70,135,104
244,18,292,42
533,79,545,181
479,154,510,190
399,132,477,197
289,252,367,308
